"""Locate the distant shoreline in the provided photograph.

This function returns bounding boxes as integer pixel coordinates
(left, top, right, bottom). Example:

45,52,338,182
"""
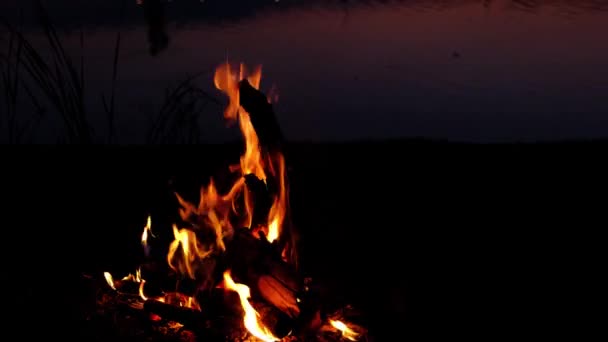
3,0,607,31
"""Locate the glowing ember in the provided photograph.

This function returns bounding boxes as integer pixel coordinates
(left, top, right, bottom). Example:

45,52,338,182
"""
223,271,279,342
330,320,360,341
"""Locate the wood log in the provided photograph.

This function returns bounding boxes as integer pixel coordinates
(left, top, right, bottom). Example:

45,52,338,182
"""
252,300,296,339
221,232,329,336
238,79,284,154
143,295,237,342
225,81,318,334
144,291,294,339
258,275,300,318
244,173,273,229
237,79,299,269
146,289,237,319
295,278,327,334
144,299,208,329
223,228,302,318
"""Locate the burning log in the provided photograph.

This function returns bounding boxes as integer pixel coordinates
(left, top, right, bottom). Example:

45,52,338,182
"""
144,299,208,330
143,290,257,339
237,78,299,269
252,300,296,339
146,228,305,338
238,79,284,154
89,269,368,342
224,228,301,315
244,173,273,229
217,73,308,329
257,275,299,318
82,62,371,342
144,291,295,340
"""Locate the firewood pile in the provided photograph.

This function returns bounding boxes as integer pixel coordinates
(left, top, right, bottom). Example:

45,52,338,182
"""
79,63,370,342
78,274,368,342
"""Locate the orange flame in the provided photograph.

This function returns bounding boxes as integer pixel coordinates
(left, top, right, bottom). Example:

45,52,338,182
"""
168,62,290,277
175,179,233,251
330,320,360,341
223,271,279,342
266,153,286,243
104,272,116,290
224,63,265,180
139,280,148,300
167,225,213,279
103,268,148,301
141,215,154,257
214,62,266,230
121,267,143,282
163,63,292,338
212,62,288,241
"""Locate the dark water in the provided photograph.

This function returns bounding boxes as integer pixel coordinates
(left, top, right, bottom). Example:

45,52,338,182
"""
2,0,608,143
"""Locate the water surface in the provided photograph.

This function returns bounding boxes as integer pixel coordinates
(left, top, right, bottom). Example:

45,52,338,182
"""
3,0,608,143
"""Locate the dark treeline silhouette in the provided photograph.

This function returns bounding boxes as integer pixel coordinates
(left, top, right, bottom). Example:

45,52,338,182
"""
1,0,607,31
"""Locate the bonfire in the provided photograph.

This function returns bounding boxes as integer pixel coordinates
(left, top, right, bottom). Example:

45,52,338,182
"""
84,62,368,342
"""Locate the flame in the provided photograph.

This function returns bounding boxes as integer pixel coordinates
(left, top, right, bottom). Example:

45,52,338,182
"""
104,272,116,290
212,62,288,241
133,268,147,300
104,268,149,301
266,153,286,243
175,179,232,252
330,320,360,341
139,280,148,300
158,63,293,339
142,215,154,257
213,62,266,231
167,62,291,281
121,267,143,282
102,63,294,342
167,225,213,279
223,271,279,342
214,63,265,181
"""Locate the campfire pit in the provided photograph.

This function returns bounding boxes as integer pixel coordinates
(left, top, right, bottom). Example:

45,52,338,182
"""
84,63,369,342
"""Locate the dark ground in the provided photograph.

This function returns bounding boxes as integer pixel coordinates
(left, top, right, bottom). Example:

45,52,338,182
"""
0,140,601,340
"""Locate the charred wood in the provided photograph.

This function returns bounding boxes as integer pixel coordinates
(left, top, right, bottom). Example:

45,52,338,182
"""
144,299,208,330
84,272,369,342
238,79,299,269
295,278,326,334
252,301,295,339
244,173,273,229
238,79,284,154
224,228,303,318
258,275,300,319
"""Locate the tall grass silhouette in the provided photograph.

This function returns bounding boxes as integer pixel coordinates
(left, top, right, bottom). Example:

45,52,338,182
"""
1,0,219,144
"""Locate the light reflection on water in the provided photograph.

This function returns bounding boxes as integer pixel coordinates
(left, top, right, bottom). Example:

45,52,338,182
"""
3,0,608,143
